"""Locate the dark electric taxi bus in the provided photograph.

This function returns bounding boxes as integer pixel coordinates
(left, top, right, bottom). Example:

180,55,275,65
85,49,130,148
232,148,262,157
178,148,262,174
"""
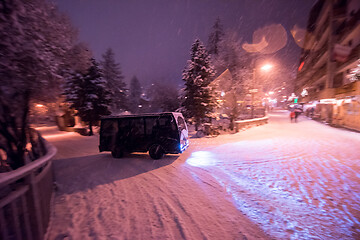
99,112,189,159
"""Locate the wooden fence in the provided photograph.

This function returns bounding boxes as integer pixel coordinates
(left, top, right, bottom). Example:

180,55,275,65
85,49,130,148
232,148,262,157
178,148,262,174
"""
0,141,56,240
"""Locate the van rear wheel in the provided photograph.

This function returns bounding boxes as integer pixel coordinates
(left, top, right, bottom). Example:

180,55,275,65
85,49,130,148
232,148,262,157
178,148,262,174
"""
149,144,164,160
111,147,123,158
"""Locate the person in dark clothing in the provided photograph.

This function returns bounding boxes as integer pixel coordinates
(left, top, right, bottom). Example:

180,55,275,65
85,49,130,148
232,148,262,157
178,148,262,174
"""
294,108,302,122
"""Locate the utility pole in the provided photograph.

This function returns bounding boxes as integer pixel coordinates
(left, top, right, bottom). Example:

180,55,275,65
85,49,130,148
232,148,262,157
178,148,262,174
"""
251,67,257,119
326,0,335,89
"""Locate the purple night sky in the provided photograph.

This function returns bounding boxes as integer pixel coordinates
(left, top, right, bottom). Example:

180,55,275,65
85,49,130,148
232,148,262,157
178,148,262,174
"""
54,0,315,87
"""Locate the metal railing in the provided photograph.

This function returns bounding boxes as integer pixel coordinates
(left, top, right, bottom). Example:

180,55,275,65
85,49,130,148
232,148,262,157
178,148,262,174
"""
0,140,56,240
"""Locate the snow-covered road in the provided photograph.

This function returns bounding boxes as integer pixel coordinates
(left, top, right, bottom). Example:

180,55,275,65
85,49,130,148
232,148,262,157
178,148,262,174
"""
44,110,360,240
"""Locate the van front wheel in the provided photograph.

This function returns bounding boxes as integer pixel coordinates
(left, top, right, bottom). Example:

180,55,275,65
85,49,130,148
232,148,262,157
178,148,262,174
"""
149,144,164,160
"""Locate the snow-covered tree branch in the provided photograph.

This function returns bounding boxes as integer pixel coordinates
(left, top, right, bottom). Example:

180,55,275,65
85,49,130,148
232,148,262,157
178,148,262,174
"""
101,48,128,114
0,0,82,170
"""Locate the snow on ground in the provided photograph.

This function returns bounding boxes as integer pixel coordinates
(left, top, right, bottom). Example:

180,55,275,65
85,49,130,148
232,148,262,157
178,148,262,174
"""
43,128,268,239
43,110,360,240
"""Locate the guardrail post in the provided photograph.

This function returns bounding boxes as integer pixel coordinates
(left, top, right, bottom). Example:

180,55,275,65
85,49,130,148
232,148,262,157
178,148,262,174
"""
26,172,44,240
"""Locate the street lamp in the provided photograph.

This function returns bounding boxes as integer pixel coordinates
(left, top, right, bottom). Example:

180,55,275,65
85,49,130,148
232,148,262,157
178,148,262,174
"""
251,63,273,118
261,64,273,71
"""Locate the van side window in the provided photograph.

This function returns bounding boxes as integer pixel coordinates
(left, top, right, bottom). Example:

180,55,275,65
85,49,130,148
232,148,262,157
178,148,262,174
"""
118,119,130,138
130,118,144,137
102,120,118,136
119,119,129,128
177,116,186,131
145,117,157,135
159,116,176,131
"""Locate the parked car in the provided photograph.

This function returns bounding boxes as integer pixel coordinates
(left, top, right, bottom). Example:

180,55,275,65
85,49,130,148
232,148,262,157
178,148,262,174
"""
99,112,189,159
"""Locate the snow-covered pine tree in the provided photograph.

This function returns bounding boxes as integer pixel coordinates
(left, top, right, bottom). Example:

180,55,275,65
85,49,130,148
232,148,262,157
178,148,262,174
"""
215,30,254,127
181,39,216,130
65,59,111,135
101,48,128,114
129,76,142,114
207,17,224,56
64,71,83,111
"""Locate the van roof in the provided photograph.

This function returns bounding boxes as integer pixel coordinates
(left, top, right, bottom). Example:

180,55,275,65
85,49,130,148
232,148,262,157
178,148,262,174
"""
101,112,183,120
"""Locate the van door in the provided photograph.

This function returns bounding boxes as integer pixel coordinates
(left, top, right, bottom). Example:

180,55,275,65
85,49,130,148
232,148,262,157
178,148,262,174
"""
155,115,178,152
174,114,189,152
144,116,158,146
117,118,131,149
128,117,146,151
100,119,118,151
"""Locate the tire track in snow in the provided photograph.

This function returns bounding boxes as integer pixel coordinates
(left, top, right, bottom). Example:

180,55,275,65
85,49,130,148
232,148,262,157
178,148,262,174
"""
186,113,360,239
143,170,215,240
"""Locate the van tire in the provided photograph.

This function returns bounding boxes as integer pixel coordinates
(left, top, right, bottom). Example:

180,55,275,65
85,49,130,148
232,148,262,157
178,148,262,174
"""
149,144,164,160
111,147,123,158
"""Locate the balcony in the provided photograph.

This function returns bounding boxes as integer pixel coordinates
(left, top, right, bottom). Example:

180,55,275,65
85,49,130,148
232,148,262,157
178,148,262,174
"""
335,81,360,97
336,44,360,71
319,88,336,99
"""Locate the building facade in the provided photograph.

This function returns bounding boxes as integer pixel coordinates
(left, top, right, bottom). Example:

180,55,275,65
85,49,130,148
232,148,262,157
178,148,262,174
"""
295,0,360,131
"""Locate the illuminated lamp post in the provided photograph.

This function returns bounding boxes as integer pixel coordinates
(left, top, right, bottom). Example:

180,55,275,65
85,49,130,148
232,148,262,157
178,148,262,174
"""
250,63,273,118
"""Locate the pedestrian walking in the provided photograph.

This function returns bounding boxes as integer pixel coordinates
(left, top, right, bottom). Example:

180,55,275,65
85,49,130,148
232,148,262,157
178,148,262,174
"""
310,107,315,118
290,111,295,123
294,108,302,122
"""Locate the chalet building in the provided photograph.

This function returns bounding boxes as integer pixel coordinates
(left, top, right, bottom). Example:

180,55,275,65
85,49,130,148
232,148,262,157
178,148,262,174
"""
295,0,360,131
209,69,234,119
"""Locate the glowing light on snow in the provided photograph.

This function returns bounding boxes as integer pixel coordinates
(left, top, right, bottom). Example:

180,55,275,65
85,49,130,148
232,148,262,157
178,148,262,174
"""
186,151,217,167
320,98,336,104
36,104,44,107
42,132,76,139
35,126,58,131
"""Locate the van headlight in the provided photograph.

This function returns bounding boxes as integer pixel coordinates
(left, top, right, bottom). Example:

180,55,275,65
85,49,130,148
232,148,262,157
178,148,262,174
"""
180,139,189,152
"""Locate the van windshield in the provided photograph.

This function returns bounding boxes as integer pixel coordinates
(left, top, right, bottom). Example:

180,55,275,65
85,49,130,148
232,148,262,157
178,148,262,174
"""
158,116,176,132
177,116,187,131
